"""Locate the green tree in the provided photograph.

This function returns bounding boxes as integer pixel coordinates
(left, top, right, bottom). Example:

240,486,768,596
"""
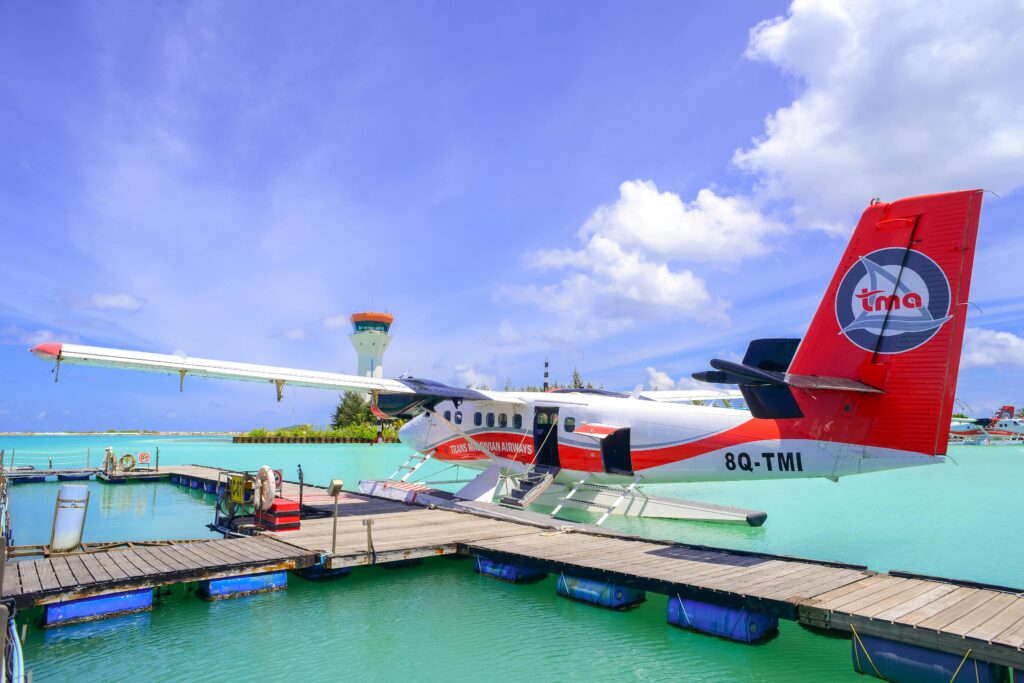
1016,408,1024,419
571,368,585,389
331,392,373,428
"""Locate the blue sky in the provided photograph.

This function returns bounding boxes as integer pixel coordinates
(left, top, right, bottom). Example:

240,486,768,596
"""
2,1,1023,431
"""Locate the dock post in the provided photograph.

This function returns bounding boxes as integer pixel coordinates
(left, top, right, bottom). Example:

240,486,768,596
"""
155,447,159,472
298,464,304,511
48,458,52,471
86,447,90,469
0,602,8,677
328,479,343,557
9,449,13,469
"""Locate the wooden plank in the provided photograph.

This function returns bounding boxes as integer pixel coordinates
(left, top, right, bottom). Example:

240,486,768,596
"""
858,580,946,619
942,592,1019,637
134,546,186,574
108,550,149,578
775,570,868,602
967,598,1024,642
808,575,888,604
34,558,61,591
172,542,225,570
120,549,163,576
77,553,113,583
915,591,998,631
871,583,959,622
17,563,41,596
836,579,929,616
898,587,980,627
820,577,912,612
150,545,203,571
92,552,129,581
50,557,79,589
64,555,97,584
996,614,1024,648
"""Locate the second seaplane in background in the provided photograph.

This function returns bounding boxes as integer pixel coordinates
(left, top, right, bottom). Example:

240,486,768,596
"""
31,190,984,527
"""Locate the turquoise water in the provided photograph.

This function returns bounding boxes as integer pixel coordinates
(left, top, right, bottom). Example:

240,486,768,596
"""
3,435,1022,681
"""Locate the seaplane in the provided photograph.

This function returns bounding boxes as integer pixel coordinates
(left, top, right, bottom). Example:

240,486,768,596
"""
30,190,984,527
949,406,1024,445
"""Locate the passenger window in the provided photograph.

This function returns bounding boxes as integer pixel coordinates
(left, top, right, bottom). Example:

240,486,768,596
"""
486,413,495,427
513,414,522,429
454,411,463,424
498,413,508,428
444,410,451,421
564,417,576,432
474,412,482,426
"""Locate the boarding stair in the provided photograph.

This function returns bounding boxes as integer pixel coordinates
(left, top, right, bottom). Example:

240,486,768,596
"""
389,451,433,483
498,465,557,509
551,474,645,526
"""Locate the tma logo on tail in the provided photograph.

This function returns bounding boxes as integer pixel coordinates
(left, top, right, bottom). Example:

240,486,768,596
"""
835,247,952,354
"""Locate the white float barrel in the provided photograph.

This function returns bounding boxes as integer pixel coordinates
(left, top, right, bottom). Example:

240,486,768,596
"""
50,484,89,552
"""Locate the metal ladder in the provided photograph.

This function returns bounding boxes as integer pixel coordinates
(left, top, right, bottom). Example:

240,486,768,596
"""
551,474,644,526
389,452,432,482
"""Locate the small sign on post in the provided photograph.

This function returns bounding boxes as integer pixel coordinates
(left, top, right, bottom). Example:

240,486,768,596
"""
138,452,151,466
228,474,247,505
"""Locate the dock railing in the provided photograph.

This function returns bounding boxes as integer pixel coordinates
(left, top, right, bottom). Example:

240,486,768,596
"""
0,472,26,683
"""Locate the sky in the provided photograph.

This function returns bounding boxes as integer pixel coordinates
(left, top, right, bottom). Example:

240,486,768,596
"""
2,0,1024,431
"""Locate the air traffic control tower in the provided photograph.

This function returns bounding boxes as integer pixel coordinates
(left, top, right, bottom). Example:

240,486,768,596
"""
349,312,394,378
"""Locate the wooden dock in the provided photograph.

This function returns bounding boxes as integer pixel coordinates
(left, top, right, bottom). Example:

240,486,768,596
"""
2,463,1022,671
2,536,315,608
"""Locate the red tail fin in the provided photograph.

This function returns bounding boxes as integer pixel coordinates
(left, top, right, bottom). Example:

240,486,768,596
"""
788,190,983,456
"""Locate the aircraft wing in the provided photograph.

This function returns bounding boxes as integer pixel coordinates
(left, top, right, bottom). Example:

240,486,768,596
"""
639,388,744,404
29,342,522,414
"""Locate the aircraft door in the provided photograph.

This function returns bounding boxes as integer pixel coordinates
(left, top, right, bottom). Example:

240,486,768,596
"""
533,407,560,469
601,428,633,475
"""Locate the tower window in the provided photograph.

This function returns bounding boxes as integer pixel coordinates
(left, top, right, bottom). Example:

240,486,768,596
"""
474,412,482,426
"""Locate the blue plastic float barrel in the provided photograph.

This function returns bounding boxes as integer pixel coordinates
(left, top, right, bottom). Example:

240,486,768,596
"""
43,588,153,627
853,634,1005,682
198,571,287,600
556,575,645,609
203,481,217,494
667,596,777,643
474,557,546,583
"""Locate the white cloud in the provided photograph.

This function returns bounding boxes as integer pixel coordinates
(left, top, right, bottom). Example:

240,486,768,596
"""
322,314,348,330
507,185,738,337
645,367,705,391
88,293,146,311
576,181,783,263
282,328,307,341
454,365,496,390
960,327,1024,369
36,411,47,420
736,0,1024,232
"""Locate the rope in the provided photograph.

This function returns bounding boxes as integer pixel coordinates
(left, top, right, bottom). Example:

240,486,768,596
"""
849,624,883,679
947,647,973,683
